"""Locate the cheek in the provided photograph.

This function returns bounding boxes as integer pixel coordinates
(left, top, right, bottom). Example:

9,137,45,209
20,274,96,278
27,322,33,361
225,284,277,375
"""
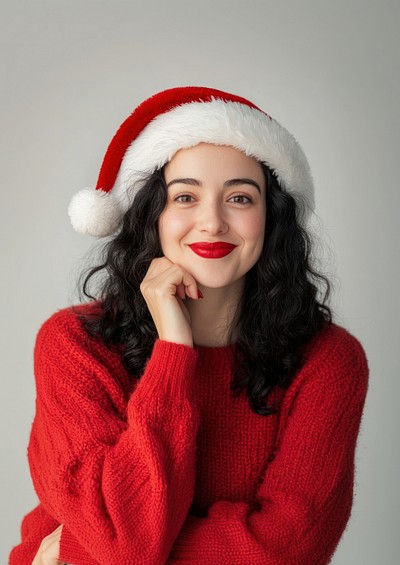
158,210,189,249
236,210,266,246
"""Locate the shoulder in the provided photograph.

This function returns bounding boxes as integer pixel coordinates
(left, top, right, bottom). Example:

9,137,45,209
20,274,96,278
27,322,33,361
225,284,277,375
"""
35,301,103,350
34,302,132,414
293,320,369,398
303,320,368,371
32,303,130,436
33,302,128,392
36,300,102,331
274,322,370,432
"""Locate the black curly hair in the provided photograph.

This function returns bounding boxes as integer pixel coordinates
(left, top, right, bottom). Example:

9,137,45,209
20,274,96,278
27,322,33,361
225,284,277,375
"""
73,164,333,416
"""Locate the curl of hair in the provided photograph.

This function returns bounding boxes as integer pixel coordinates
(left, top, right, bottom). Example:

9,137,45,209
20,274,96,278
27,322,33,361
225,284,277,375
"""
229,167,332,415
73,165,333,417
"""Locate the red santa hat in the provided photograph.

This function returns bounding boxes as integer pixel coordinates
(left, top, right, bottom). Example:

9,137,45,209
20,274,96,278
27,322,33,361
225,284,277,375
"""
68,86,315,237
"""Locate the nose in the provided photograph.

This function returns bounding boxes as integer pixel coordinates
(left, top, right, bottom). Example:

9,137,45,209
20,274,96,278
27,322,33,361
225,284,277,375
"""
198,201,228,235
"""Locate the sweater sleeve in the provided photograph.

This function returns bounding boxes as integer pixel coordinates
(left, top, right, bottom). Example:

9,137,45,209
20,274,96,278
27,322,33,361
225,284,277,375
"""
27,309,200,565
166,330,369,565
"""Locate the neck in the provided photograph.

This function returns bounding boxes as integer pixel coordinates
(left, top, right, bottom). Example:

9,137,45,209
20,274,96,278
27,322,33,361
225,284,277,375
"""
186,279,243,347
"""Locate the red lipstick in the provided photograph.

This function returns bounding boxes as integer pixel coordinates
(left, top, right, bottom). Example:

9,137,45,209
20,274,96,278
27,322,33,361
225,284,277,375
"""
188,242,237,259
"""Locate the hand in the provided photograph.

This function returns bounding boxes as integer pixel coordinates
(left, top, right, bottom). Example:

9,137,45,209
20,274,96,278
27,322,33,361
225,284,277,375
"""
140,257,201,347
32,524,63,565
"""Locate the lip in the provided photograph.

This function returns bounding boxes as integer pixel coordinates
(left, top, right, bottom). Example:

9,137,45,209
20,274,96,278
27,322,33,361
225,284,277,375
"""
188,242,237,259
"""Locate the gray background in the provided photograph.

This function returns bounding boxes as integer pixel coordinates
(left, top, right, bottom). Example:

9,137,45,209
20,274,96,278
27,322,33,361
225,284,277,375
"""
1,0,399,563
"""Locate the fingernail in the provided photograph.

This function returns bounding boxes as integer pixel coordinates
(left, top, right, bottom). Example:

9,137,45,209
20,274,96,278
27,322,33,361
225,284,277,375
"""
198,289,204,299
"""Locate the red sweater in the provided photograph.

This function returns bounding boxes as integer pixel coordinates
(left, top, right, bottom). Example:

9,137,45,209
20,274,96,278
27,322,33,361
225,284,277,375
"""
10,302,369,565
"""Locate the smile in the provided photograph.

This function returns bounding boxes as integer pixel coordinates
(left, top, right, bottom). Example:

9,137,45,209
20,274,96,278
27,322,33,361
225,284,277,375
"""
188,242,237,259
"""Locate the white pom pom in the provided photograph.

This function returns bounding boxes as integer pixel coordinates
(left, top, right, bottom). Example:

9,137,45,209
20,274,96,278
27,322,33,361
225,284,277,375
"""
67,187,123,237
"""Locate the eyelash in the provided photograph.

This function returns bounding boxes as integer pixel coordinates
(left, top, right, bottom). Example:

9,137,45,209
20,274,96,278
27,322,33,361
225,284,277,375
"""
229,194,252,204
173,193,253,204
175,194,195,203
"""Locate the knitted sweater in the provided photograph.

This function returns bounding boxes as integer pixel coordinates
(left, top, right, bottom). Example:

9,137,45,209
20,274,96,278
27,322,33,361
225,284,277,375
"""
10,302,369,565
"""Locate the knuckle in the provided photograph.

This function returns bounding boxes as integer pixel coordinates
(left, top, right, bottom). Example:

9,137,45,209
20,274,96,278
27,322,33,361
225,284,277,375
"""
151,257,165,268
154,286,165,298
170,264,183,276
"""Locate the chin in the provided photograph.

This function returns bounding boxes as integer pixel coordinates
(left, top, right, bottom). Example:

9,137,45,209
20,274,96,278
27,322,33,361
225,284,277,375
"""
168,256,249,290
198,280,234,290
191,271,245,291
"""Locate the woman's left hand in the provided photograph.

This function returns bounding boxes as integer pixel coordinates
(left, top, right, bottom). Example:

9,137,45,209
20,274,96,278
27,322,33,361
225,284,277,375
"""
32,524,64,565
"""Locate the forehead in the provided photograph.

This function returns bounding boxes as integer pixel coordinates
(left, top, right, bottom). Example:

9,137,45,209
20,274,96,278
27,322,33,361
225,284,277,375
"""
164,143,265,181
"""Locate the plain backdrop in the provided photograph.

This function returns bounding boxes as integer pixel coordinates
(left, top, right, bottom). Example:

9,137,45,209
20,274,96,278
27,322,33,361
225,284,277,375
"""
1,1,399,563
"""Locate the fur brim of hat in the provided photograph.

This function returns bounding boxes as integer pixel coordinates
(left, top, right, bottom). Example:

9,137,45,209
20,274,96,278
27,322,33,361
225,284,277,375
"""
68,92,314,237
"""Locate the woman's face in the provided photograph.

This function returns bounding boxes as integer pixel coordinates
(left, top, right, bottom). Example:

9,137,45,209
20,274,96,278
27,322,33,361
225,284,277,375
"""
159,143,266,290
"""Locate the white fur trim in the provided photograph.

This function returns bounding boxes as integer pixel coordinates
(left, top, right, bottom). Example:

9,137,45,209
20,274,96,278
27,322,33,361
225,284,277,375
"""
114,98,314,223
68,187,122,237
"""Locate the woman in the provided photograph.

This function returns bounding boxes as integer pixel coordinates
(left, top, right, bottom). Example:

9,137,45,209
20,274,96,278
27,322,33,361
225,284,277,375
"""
10,86,369,565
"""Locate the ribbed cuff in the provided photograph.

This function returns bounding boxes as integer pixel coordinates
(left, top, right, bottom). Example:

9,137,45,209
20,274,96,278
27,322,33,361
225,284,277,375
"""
131,340,199,405
59,527,97,565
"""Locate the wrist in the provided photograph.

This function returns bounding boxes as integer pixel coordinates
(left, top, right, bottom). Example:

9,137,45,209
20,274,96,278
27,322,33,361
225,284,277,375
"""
158,326,193,348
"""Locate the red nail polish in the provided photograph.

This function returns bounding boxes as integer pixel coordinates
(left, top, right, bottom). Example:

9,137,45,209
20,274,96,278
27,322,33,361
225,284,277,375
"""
198,289,204,299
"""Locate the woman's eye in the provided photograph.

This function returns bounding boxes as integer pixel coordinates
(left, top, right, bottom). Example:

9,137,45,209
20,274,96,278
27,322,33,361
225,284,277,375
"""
175,194,195,203
229,194,252,204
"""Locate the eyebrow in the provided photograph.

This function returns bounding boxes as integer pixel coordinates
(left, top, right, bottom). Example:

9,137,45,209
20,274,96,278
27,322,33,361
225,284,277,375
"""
166,177,261,193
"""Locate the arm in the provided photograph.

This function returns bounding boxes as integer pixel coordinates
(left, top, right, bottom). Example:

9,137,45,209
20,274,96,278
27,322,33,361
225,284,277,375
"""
167,331,369,565
28,309,200,565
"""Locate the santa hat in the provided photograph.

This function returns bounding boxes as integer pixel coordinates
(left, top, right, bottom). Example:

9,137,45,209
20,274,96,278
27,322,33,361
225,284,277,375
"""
68,86,314,237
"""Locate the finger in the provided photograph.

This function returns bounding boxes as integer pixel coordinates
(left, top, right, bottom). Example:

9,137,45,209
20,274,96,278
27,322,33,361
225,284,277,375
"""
176,283,186,300
145,257,174,278
145,259,200,299
181,278,199,300
144,265,197,298
170,271,199,300
32,524,63,565
163,266,198,299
